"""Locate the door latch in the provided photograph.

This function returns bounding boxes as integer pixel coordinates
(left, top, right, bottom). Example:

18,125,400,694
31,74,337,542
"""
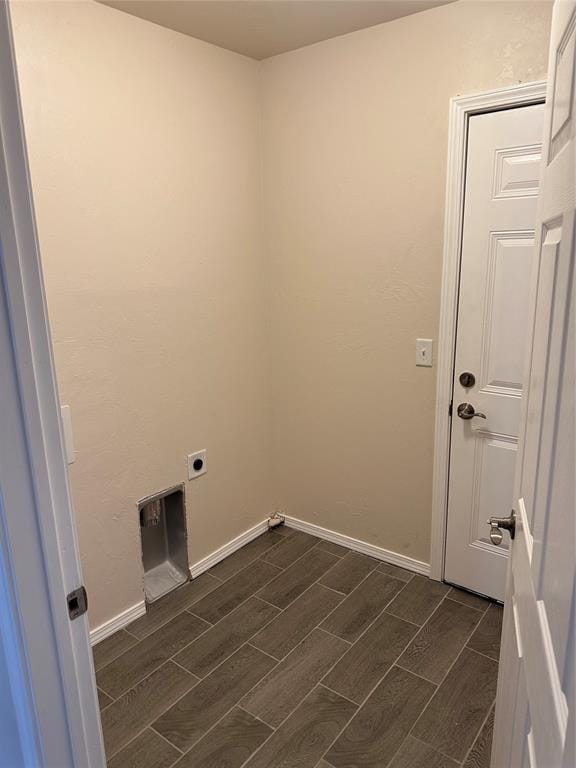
67,586,88,620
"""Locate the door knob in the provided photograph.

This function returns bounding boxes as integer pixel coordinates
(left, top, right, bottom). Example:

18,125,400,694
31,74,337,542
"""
457,403,487,420
487,511,516,545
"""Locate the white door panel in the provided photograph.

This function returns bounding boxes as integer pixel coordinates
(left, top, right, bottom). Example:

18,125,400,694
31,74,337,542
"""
0,4,105,765
445,103,544,600
492,2,575,766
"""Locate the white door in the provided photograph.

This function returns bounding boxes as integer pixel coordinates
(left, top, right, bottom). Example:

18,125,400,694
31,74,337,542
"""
0,3,105,765
492,1,575,765
444,103,545,601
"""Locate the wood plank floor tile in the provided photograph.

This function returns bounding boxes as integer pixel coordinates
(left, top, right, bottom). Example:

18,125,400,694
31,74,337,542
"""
97,611,210,698
191,560,281,624
172,708,272,768
376,563,414,583
314,541,349,557
320,571,404,643
412,648,498,761
447,587,490,612
323,612,417,703
326,666,435,768
397,598,481,683
251,583,344,659
258,548,338,609
243,685,357,768
467,604,503,661
101,661,198,758
209,532,284,581
175,597,279,678
107,728,180,768
261,530,319,569
153,644,276,752
386,576,449,625
463,706,494,768
98,688,113,710
242,628,349,727
93,629,136,671
387,736,459,768
97,538,502,768
126,574,221,640
319,552,377,595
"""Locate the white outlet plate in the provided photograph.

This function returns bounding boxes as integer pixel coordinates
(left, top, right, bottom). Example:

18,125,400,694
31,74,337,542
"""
188,449,207,479
416,338,433,367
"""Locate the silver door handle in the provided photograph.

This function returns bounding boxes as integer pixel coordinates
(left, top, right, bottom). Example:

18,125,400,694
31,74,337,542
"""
487,511,516,545
457,403,487,420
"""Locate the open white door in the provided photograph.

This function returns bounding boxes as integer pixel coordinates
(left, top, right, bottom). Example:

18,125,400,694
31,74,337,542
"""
0,3,105,766
491,1,575,765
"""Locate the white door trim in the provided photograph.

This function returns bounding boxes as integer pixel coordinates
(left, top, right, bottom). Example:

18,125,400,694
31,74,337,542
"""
430,80,547,582
0,4,105,765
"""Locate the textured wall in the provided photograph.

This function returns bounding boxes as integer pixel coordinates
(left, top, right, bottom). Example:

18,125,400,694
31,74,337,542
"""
12,0,552,629
261,0,552,563
12,0,272,629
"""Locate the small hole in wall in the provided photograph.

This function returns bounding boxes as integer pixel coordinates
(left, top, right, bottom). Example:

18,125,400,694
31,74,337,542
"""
193,458,204,472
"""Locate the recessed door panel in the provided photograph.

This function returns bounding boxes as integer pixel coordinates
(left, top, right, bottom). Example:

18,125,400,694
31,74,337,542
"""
482,234,535,396
493,145,542,200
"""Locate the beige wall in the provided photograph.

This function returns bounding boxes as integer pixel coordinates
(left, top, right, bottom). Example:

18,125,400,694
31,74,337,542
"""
12,0,272,629
261,0,552,563
12,0,551,628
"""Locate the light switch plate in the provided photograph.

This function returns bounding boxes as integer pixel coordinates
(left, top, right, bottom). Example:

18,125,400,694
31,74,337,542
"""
416,338,433,367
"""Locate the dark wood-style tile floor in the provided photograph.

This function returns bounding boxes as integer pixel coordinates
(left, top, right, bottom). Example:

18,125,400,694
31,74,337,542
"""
94,527,503,768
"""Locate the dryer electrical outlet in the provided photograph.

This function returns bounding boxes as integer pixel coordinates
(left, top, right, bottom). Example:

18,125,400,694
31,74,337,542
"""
188,449,207,479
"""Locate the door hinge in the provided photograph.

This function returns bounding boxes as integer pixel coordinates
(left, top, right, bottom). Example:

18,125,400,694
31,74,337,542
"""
449,401,453,416
67,586,88,620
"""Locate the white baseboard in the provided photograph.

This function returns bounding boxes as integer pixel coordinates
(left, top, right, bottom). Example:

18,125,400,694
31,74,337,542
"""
189,518,270,578
89,518,271,646
283,515,430,577
90,600,146,646
90,514,430,645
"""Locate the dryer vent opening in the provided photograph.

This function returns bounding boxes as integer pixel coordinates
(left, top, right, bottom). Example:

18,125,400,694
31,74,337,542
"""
138,485,189,603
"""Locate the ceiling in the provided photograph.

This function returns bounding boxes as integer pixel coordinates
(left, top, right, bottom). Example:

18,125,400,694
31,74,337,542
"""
98,0,455,60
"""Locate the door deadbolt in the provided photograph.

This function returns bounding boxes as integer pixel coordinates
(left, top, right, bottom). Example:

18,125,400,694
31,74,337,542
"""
459,371,476,388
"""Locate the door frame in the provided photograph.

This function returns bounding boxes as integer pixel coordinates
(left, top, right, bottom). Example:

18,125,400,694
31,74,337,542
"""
430,80,547,582
0,3,105,765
